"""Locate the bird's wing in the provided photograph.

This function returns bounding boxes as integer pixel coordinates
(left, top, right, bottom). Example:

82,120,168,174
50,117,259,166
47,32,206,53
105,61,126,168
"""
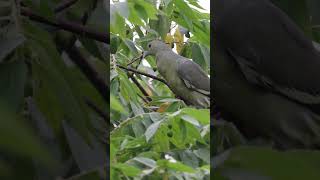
219,0,320,105
177,59,210,96
229,50,320,104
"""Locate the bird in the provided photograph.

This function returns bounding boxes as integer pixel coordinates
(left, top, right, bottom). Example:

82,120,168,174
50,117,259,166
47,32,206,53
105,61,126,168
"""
143,40,210,108
213,0,320,149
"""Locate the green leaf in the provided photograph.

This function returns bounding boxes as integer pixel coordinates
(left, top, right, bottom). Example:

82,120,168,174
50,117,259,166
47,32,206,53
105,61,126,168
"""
24,0,55,20
134,0,158,20
216,146,320,180
79,37,104,60
0,24,25,62
194,148,210,164
117,68,139,103
123,39,139,56
157,160,196,173
131,115,146,137
134,4,149,22
0,60,27,111
111,1,129,22
113,163,141,177
0,103,56,167
192,42,207,70
86,0,108,33
127,3,144,26
186,0,205,10
174,0,198,22
110,35,122,54
145,120,163,142
62,121,105,171
149,13,171,40
23,22,91,144
152,123,170,152
181,108,210,125
68,0,97,20
110,95,126,114
168,117,202,148
180,115,200,127
133,157,157,168
110,13,126,38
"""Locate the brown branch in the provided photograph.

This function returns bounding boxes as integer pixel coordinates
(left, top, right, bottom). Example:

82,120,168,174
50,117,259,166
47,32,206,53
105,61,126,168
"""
54,0,79,13
21,7,109,44
52,4,109,104
22,3,109,104
117,65,168,86
85,98,108,123
127,54,143,66
138,94,149,104
65,46,108,101
128,73,152,102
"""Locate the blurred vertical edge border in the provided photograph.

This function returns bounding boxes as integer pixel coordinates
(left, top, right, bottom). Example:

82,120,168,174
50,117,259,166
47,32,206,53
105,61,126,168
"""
106,0,111,178
211,0,320,179
0,0,109,179
210,1,214,177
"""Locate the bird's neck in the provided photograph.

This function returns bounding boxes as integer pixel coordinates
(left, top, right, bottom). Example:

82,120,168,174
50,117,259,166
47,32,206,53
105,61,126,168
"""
157,50,180,66
156,49,178,58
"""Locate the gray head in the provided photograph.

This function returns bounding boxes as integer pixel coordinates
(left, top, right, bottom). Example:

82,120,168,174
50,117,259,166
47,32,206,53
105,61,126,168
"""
143,40,171,58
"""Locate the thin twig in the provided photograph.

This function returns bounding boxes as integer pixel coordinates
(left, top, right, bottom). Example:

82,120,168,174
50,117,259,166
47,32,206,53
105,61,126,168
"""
21,7,109,44
54,0,79,13
53,2,109,104
138,94,149,104
128,73,152,102
85,98,108,123
65,46,108,101
117,64,168,86
127,54,143,66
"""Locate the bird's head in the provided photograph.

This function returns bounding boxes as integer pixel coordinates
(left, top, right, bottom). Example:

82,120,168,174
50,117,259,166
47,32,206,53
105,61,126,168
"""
143,40,171,59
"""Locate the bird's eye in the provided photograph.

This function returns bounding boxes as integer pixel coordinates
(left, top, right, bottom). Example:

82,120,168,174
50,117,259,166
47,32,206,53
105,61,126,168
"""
148,44,151,48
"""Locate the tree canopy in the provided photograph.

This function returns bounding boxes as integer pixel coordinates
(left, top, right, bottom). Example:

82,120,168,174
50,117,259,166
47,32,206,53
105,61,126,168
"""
110,0,210,179
0,0,108,179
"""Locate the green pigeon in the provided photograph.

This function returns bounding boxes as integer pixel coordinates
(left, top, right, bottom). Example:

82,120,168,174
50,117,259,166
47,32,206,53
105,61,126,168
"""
143,40,210,108
213,0,320,149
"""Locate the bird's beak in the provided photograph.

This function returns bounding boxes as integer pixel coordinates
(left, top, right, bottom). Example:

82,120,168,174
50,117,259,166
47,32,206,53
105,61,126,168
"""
142,51,151,59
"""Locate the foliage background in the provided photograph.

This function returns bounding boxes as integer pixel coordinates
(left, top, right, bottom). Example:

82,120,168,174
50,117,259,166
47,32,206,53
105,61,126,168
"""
110,0,210,179
212,0,320,179
3,0,319,179
0,0,108,179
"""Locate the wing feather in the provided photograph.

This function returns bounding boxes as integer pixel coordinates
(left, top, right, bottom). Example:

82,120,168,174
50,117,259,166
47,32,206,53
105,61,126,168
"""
177,59,210,96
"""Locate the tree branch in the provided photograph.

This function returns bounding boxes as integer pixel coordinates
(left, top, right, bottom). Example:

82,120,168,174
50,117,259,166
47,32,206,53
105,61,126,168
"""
128,73,152,102
52,4,109,103
21,7,109,44
85,98,108,123
54,0,79,13
138,94,149,104
127,54,143,66
65,46,108,101
117,64,168,86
